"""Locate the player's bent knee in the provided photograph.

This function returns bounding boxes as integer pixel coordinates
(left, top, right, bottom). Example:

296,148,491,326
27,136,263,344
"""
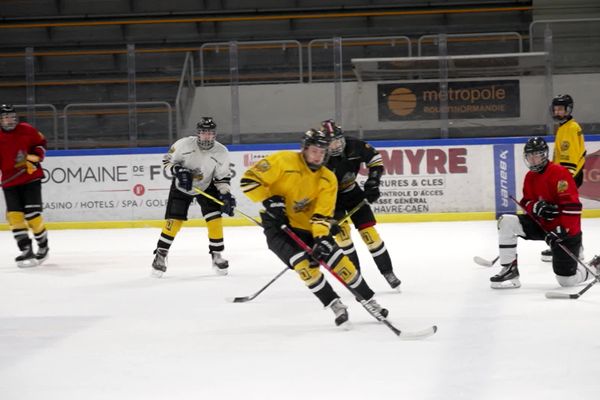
359,226,382,248
497,214,520,233
332,255,358,284
293,259,322,286
162,219,183,237
7,211,27,229
555,274,579,287
26,215,45,233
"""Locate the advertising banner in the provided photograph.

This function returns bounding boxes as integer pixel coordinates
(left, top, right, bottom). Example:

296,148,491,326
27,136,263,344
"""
1,138,599,223
493,144,517,218
378,80,520,121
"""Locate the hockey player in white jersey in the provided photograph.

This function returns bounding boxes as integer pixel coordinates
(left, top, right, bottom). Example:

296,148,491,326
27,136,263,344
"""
151,117,236,277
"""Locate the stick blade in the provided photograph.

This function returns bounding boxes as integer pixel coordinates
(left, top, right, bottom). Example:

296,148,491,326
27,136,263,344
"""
545,291,579,300
473,256,494,267
398,325,438,340
226,296,252,303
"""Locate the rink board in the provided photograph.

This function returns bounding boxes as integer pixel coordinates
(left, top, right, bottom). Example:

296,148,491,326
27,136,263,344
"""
1,136,600,227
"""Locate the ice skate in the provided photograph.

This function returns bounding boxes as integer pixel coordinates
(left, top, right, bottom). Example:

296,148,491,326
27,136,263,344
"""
151,248,168,278
541,248,552,262
35,246,49,265
16,246,37,268
363,297,389,319
383,271,401,291
490,259,521,289
328,298,350,328
211,252,229,276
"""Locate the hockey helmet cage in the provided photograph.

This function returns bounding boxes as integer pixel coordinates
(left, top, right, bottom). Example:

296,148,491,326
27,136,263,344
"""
0,104,17,131
321,119,346,156
523,136,549,173
196,117,217,150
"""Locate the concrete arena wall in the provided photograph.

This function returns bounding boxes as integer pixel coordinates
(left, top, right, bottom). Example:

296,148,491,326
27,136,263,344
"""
188,73,600,135
1,136,600,230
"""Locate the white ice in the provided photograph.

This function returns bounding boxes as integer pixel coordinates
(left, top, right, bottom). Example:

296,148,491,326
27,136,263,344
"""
1,219,600,400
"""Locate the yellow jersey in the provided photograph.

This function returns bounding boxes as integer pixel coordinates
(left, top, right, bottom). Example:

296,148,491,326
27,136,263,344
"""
241,150,338,237
553,118,586,177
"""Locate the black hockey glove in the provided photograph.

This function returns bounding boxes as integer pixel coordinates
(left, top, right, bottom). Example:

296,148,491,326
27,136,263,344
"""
219,192,236,217
533,200,559,221
312,236,335,261
363,179,381,203
545,226,567,247
263,195,288,225
328,220,341,236
173,166,193,191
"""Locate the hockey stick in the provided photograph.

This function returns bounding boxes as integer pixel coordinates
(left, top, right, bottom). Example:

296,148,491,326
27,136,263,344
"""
0,169,26,187
508,195,600,299
281,225,437,339
226,267,289,303
226,199,368,303
473,255,499,267
193,187,262,227
546,279,597,299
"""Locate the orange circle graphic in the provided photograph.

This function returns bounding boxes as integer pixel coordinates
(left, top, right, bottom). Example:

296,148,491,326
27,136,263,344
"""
388,87,417,117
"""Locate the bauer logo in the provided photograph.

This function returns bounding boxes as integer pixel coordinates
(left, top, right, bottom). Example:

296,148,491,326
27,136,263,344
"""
493,144,516,218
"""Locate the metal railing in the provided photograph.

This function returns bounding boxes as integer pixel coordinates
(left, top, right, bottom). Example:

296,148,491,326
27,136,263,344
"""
417,32,523,56
63,101,173,149
529,17,600,51
175,51,195,136
308,36,411,82
13,104,59,149
199,40,303,86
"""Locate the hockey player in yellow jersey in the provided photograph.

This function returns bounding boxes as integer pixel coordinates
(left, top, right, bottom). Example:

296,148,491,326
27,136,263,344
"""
241,129,389,328
541,94,587,262
551,94,585,186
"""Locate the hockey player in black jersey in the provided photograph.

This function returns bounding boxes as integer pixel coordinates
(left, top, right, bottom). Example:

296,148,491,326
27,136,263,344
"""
322,120,401,290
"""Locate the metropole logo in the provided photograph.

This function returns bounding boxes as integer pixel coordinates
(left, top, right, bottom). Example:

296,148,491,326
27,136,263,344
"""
378,80,520,120
386,87,417,117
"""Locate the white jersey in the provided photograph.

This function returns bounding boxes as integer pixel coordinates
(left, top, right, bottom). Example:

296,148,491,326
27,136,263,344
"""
163,136,232,196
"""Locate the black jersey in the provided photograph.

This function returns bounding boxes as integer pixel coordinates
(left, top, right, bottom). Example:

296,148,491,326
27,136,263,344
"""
326,136,383,193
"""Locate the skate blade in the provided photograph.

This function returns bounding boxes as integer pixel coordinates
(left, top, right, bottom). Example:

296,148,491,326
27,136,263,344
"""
541,255,552,262
213,266,229,276
36,255,49,266
17,259,39,268
337,321,352,331
490,278,521,289
151,269,165,278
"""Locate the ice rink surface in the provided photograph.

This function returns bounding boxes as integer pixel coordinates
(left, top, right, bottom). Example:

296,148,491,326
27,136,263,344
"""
1,219,600,400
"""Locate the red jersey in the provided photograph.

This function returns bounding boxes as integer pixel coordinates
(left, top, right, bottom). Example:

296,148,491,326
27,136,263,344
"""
0,122,47,188
521,162,582,236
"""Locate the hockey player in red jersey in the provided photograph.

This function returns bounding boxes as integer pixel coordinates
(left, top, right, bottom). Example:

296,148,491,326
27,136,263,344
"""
540,94,586,262
0,104,49,267
490,136,599,289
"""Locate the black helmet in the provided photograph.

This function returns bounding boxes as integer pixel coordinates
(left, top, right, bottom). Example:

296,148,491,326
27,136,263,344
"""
550,94,574,123
196,117,217,150
0,104,17,131
197,116,216,131
523,136,549,173
321,119,346,156
302,128,331,170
